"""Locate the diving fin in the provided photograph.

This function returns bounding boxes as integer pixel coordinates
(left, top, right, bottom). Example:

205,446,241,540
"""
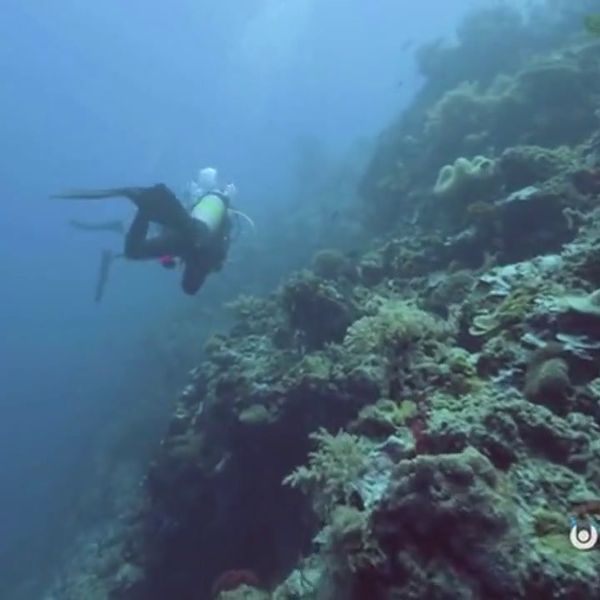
69,219,125,235
52,187,145,200
94,249,116,303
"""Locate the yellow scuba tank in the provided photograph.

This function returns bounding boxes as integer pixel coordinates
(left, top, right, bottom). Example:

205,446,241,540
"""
190,193,227,233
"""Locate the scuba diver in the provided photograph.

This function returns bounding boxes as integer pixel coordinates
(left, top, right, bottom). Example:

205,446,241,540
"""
54,167,241,298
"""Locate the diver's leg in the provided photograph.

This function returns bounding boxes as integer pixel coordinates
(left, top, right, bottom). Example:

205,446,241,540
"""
181,259,209,295
125,212,190,259
55,184,195,235
129,184,196,233
124,212,152,259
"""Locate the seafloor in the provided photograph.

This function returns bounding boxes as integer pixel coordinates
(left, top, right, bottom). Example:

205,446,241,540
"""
49,4,600,600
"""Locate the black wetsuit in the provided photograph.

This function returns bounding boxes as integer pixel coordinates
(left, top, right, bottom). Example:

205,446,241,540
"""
123,184,230,294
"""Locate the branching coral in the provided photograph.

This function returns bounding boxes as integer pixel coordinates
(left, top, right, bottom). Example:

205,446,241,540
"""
284,429,371,520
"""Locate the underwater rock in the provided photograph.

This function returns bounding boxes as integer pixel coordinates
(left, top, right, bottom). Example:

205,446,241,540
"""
312,248,356,281
524,344,573,415
559,288,600,318
370,443,600,598
566,239,600,287
371,447,527,598
357,252,385,286
348,399,417,440
425,270,475,317
552,289,600,342
211,570,263,599
507,400,591,468
424,80,495,162
493,181,575,262
500,145,576,191
216,585,270,600
500,185,540,204
555,332,600,361
422,389,521,470
572,166,600,195
381,235,446,278
281,270,358,349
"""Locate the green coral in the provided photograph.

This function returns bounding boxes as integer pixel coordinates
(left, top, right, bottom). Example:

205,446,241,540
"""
284,429,371,520
286,352,334,387
323,505,384,577
469,288,536,337
312,249,354,281
343,300,448,357
532,507,566,537
444,347,481,394
358,252,385,286
224,294,281,336
351,399,417,438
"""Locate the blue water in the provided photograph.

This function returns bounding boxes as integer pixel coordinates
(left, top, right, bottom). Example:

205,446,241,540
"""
0,0,477,595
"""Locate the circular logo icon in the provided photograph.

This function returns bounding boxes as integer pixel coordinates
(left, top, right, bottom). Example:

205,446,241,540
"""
570,522,599,550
